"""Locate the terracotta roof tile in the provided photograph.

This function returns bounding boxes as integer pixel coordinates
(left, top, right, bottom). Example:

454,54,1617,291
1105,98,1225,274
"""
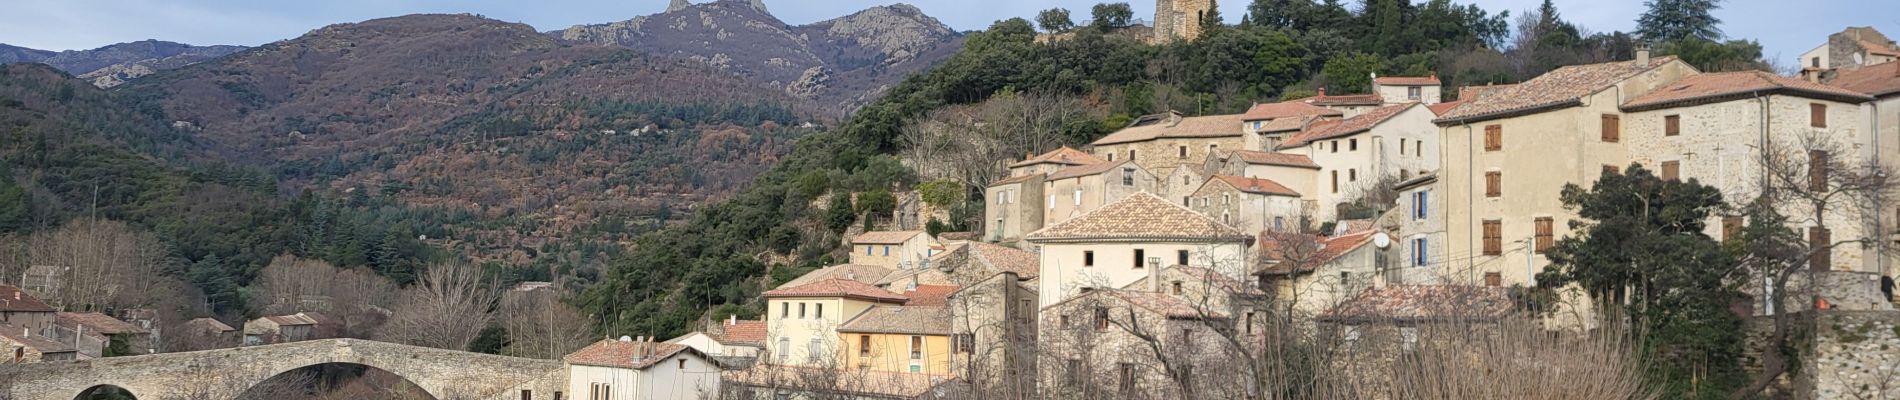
853,231,925,245
1259,230,1380,275
839,305,952,335
1623,70,1873,111
56,312,146,335
1426,100,1464,116
1828,61,1900,98
1283,103,1419,147
1026,192,1251,242
1241,101,1343,121
764,279,909,303
1092,113,1246,145
902,285,961,306
967,241,1039,279
1226,150,1320,169
565,339,701,369
713,319,767,346
0,285,54,313
0,322,74,354
1301,92,1384,106
1046,159,1140,181
1374,75,1441,86
1009,146,1106,168
1861,40,1899,57
1213,175,1301,197
1318,285,1515,323
1436,57,1681,124
185,317,236,333
783,264,896,287
1456,84,1517,102
988,174,1041,187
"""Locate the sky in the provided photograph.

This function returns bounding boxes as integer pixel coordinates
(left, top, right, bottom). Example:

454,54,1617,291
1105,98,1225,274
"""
4,0,1896,67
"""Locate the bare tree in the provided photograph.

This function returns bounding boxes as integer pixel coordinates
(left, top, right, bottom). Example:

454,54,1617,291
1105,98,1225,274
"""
498,288,595,359
377,262,499,350
7,218,179,312
251,255,399,337
898,92,1095,190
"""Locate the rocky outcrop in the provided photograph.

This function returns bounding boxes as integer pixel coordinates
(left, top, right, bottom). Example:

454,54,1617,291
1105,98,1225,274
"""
0,40,245,87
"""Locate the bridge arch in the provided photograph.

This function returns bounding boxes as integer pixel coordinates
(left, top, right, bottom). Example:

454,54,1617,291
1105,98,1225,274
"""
74,384,140,400
241,362,436,399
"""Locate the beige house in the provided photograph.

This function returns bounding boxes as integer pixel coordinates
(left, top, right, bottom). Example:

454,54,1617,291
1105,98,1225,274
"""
1207,150,1323,198
1432,53,1700,290
0,285,55,335
54,312,151,358
784,264,895,288
242,311,341,345
1798,27,1898,79
1188,175,1306,234
762,279,909,367
1038,160,1161,228
0,322,76,363
1372,75,1443,105
1620,70,1878,272
1006,146,1104,177
1159,163,1207,205
1279,102,1440,223
1036,289,1235,399
1239,101,1343,151
1025,192,1254,309
985,148,1108,243
1258,230,1390,317
876,241,1039,290
565,338,721,400
850,231,937,269
1090,112,1247,178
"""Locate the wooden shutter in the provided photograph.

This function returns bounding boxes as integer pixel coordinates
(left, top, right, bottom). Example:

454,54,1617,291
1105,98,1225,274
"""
1809,226,1831,271
1484,125,1502,151
1722,216,1743,241
1810,150,1829,192
1661,161,1680,181
1602,164,1618,176
1600,114,1620,142
1485,171,1501,198
1482,220,1502,255
1665,115,1681,136
1534,217,1554,253
1811,103,1827,128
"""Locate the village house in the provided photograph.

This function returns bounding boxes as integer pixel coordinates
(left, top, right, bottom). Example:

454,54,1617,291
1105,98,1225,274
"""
1257,230,1392,317
1187,175,1306,234
1372,74,1444,105
1038,159,1161,228
180,317,239,350
0,285,55,334
1123,265,1271,328
763,279,910,367
1432,51,1700,291
1295,88,1386,117
721,365,965,400
1239,101,1343,151
945,271,1037,396
1379,173,1448,285
242,311,341,345
850,231,938,269
1278,102,1441,224
1025,192,1254,309
985,148,1108,243
838,305,954,374
1799,27,1898,79
1826,59,1900,155
1007,146,1103,178
1620,70,1880,271
0,322,76,363
20,265,63,296
566,336,722,400
1314,284,1515,393
1090,112,1247,179
1036,288,1234,399
1206,150,1322,199
54,312,151,358
875,241,1039,290
784,264,896,288
667,315,767,363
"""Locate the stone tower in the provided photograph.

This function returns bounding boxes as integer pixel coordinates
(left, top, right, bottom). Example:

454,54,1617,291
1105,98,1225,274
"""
1154,0,1213,43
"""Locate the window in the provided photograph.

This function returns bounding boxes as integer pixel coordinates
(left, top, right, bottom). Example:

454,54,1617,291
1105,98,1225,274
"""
1128,149,1137,161
1400,169,1410,180
1059,315,1071,328
1084,251,1095,267
1178,145,1188,159
1813,57,1822,68
1408,86,1422,100
1810,227,1831,271
1331,140,1340,153
1074,188,1083,206
1331,170,1340,193
522,389,533,400
1413,191,1429,220
1810,150,1829,191
860,335,872,357
589,383,611,400
1811,103,1828,128
865,246,873,255
1484,124,1502,151
1177,250,1189,266
1349,139,1358,151
1048,194,1056,209
1349,168,1357,182
1222,193,1231,205
1133,249,1146,269
1603,164,1619,176
1723,216,1743,241
1122,168,1135,186
1107,152,1114,161
909,335,923,360
1482,220,1502,256
1067,359,1084,386
1484,272,1502,287
1413,238,1428,266
808,339,823,361
955,334,974,353
1400,327,1419,351
1661,161,1680,181
1222,212,1231,224
777,337,789,362
816,304,824,319
1534,217,1553,253
1244,312,1256,335
1665,115,1681,136
1182,175,1190,185
1119,362,1138,394
1094,307,1110,330
678,359,687,369
780,302,788,318
1600,114,1620,142
1273,216,1285,230
1485,171,1501,198
1400,138,1408,155
883,245,890,256
798,303,807,318
1183,197,1190,206
1171,281,1183,295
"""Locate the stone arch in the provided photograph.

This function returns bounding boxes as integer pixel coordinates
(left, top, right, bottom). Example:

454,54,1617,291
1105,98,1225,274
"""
241,362,437,400
72,384,140,400
228,341,459,400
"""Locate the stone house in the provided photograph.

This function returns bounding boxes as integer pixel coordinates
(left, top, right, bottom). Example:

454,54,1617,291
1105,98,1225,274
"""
984,147,1108,243
945,271,1037,396
54,312,151,358
1159,163,1207,206
20,265,62,296
1036,289,1234,399
1379,173,1449,286
242,311,341,345
1188,175,1306,234
1153,0,1213,43
1025,192,1254,309
1089,112,1247,179
1431,52,1700,292
762,279,909,368
1239,101,1343,151
1206,150,1323,203
1798,27,1897,79
721,365,965,400
1123,265,1271,331
0,322,75,363
0,285,55,335
1293,89,1386,117
1007,146,1103,178
1313,284,1515,394
565,337,721,400
1278,102,1440,224
838,305,953,374
1257,230,1391,317
1620,70,1880,272
876,241,1038,290
1372,75,1443,105
667,316,766,361
181,317,238,350
849,231,937,269
1038,159,1161,228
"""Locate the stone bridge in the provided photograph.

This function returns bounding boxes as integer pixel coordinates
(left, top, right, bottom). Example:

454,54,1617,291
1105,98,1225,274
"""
1,338,566,400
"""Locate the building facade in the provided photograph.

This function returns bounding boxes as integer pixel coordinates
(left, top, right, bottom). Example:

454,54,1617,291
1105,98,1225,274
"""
1026,193,1254,309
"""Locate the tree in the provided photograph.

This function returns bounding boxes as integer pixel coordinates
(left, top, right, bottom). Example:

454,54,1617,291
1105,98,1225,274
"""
1538,164,1744,399
498,288,596,360
1635,0,1724,43
0,164,27,233
1092,3,1134,29
1200,0,1225,34
1037,8,1076,33
1321,52,1385,94
378,262,500,351
15,218,187,313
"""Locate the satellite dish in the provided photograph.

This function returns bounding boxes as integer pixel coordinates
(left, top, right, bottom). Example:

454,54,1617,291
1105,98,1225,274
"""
1372,233,1392,249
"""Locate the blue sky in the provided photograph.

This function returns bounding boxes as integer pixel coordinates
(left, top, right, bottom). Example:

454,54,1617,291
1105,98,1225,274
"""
4,0,1895,67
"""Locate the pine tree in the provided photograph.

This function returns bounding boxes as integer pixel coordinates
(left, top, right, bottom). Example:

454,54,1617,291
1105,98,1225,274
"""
1200,0,1225,34
0,164,30,233
1635,0,1724,43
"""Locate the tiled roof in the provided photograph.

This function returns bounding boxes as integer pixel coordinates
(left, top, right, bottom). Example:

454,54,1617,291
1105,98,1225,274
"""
1241,101,1343,121
1300,91,1384,106
1426,100,1464,116
1861,40,1899,56
1046,159,1138,181
1092,113,1246,145
1394,172,1438,191
1213,175,1301,197
1256,115,1330,133
764,279,909,303
723,365,963,398
185,317,236,333
784,264,895,287
967,241,1039,279
565,339,700,369
713,319,767,346
0,322,75,354
57,312,146,335
1318,285,1515,323
1282,103,1419,147
838,305,952,335
0,285,54,313
1259,230,1380,275
1226,150,1320,169
1374,75,1441,86
1435,56,1682,124
1623,70,1873,111
903,285,961,306
1828,61,1900,98
854,231,925,245
1009,146,1106,168
1026,192,1251,242
260,311,337,327
1456,84,1517,102
988,174,1041,187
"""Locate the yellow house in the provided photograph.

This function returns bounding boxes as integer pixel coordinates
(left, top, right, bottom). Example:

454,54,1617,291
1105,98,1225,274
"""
849,231,936,269
836,305,953,374
762,279,909,367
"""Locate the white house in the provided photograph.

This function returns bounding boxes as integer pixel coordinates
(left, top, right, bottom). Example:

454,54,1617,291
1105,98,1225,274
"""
566,337,722,400
1025,192,1254,309
1276,102,1439,224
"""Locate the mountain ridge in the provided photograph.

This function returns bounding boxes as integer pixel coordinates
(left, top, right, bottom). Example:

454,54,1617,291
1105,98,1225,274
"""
0,40,246,87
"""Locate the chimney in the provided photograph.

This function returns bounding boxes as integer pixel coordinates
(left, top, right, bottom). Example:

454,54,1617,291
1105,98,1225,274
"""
1147,257,1162,293
728,315,737,326
1026,152,1035,160
1634,42,1652,67
1317,87,1327,97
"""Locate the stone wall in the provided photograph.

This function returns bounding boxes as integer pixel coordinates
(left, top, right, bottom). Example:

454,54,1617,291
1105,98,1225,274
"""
1806,311,1900,399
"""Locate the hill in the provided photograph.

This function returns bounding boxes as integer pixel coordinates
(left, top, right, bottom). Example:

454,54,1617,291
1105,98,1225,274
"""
556,0,965,115
0,40,246,87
